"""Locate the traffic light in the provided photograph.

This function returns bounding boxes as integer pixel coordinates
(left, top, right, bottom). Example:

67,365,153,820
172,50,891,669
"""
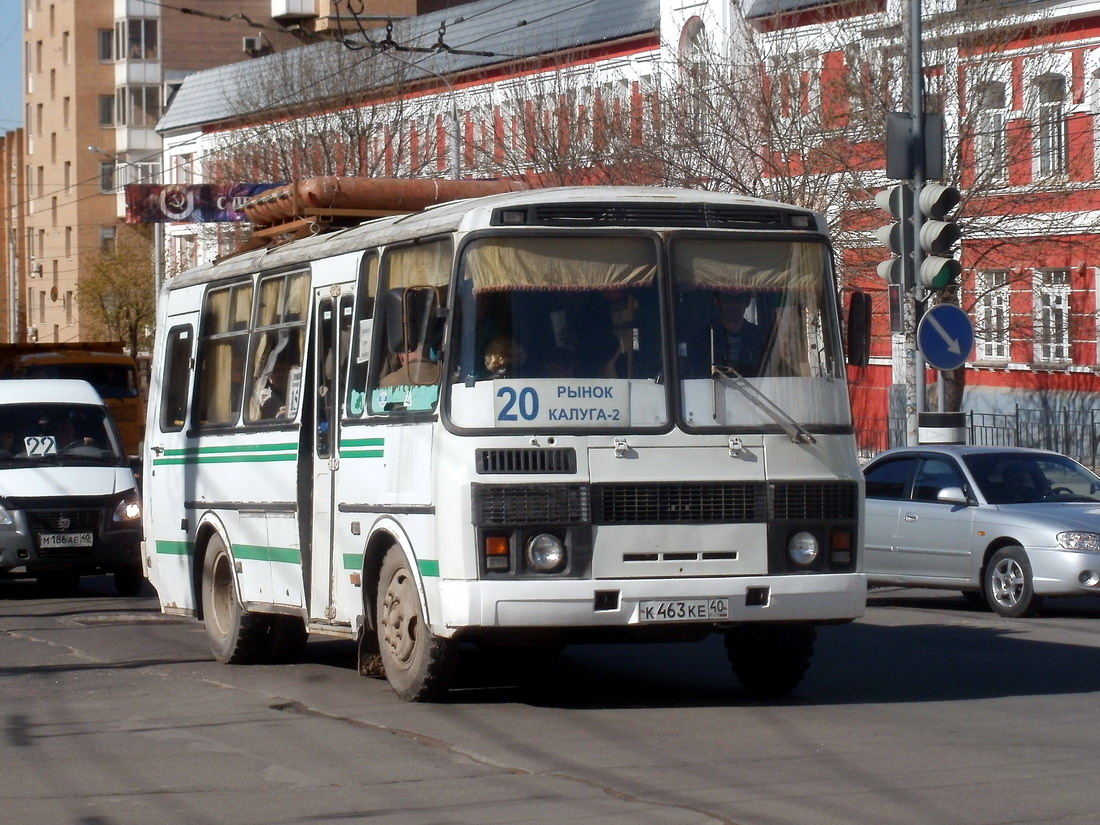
917,183,962,291
874,184,912,286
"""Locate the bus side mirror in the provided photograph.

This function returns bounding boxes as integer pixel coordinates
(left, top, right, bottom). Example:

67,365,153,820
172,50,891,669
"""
385,286,441,355
846,291,872,367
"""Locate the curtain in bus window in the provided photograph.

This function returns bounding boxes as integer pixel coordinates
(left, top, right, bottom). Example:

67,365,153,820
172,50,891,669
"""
671,240,823,290
248,272,308,422
196,282,252,426
385,240,453,289
465,237,656,292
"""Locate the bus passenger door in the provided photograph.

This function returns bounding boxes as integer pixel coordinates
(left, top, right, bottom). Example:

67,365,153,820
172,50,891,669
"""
307,287,353,623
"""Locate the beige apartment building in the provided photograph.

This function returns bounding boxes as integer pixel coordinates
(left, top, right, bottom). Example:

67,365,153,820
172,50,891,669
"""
2,0,434,347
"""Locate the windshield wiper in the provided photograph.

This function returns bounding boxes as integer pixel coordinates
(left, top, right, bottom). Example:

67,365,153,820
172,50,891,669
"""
711,363,816,444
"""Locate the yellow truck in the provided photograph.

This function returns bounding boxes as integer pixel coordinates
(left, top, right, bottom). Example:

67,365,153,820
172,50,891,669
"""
0,343,146,457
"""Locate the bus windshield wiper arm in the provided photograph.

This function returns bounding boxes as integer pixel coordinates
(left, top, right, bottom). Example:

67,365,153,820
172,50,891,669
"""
712,364,816,444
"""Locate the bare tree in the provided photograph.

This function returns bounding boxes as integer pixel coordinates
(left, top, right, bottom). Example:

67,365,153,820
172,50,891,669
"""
78,227,156,358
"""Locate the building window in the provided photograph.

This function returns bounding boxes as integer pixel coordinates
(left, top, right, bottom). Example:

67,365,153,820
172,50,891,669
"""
974,81,1008,183
62,96,69,128
100,226,116,252
975,270,1010,361
63,160,70,192
1034,73,1067,178
115,85,161,128
1035,268,1071,363
98,94,114,127
99,161,115,193
98,29,113,62
116,18,158,61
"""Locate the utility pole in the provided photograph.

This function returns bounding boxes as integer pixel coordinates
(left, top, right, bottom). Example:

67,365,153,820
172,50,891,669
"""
908,0,926,446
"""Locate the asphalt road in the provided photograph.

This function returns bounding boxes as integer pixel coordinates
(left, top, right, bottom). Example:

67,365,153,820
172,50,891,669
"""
2,576,1099,825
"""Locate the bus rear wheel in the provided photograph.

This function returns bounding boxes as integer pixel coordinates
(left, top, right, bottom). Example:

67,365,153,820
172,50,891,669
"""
376,547,456,701
201,536,268,664
724,624,816,697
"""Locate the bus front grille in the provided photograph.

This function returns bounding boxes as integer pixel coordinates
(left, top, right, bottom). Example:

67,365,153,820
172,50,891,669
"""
472,481,857,527
593,483,766,524
475,447,577,474
770,482,858,520
473,484,590,526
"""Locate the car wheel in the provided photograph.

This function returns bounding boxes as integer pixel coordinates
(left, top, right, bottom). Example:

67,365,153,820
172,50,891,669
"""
201,535,269,664
724,624,816,697
984,545,1043,618
376,546,456,701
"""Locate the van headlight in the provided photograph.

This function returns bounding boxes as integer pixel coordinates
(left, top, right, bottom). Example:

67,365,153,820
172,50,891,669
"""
788,531,819,566
113,493,141,523
525,533,567,573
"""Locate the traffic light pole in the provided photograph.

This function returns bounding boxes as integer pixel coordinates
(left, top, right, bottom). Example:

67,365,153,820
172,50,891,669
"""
908,0,928,443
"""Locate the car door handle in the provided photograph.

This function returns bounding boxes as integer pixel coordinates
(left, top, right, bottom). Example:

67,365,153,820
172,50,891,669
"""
903,513,917,522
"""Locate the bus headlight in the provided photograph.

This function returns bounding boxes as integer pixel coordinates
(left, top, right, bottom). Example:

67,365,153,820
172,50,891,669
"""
113,493,141,523
525,533,566,573
788,531,819,567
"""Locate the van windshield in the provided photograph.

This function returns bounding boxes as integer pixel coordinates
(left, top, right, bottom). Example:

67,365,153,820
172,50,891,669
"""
0,403,125,466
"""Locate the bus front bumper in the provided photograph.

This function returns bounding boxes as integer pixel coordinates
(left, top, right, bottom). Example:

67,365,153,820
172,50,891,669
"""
439,573,866,631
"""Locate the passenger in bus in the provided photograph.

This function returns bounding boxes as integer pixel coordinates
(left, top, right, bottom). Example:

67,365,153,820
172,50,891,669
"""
687,290,765,377
380,346,440,388
257,359,293,419
481,335,526,378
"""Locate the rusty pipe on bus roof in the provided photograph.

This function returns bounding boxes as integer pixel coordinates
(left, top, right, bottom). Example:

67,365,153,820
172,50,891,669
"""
241,176,531,227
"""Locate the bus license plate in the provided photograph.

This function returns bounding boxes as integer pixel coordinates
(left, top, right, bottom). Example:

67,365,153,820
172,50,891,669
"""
639,598,730,622
39,532,94,548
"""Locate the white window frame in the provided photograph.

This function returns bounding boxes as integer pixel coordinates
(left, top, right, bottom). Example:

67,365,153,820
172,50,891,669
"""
1035,268,1071,364
975,269,1010,362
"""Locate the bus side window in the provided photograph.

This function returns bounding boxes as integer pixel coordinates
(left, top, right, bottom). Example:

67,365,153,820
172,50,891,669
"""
371,286,443,413
347,252,378,418
160,325,193,432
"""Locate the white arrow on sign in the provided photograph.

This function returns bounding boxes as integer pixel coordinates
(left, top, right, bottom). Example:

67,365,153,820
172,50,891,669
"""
925,311,961,355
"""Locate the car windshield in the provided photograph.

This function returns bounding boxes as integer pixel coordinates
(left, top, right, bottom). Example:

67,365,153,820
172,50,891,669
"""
963,452,1100,504
0,403,125,467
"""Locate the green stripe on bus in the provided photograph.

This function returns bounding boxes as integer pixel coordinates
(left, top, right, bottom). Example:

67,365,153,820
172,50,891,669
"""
234,544,303,565
340,437,384,448
154,453,297,466
340,449,384,459
164,443,298,456
340,554,438,578
156,540,190,556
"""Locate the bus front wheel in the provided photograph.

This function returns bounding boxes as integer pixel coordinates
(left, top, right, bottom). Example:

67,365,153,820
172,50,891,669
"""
376,547,456,701
201,536,268,664
724,624,816,697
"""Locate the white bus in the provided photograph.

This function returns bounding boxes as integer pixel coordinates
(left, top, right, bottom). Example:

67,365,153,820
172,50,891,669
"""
143,184,870,701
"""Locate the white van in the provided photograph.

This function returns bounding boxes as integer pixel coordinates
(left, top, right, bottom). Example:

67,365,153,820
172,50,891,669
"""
0,379,143,595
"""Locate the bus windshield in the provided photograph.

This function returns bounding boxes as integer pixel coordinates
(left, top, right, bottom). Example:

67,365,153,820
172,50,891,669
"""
671,237,850,431
449,234,666,429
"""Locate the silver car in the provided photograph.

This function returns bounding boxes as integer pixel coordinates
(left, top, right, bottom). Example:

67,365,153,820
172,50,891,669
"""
862,445,1100,617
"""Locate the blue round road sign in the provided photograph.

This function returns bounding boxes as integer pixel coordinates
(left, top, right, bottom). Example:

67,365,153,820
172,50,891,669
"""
917,303,974,371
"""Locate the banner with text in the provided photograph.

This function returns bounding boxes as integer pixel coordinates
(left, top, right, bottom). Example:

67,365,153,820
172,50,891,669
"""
124,183,283,223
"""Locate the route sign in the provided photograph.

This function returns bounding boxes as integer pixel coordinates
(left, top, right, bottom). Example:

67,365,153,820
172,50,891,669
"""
917,303,974,371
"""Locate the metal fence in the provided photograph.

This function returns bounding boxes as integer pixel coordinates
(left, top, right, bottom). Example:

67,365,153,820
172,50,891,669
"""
855,406,1100,467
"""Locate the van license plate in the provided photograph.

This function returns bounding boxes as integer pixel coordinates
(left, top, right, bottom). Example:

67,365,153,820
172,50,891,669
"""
39,532,94,548
639,598,730,622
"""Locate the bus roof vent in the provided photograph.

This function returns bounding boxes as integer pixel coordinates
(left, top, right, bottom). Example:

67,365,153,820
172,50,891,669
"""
492,202,811,230
475,447,577,475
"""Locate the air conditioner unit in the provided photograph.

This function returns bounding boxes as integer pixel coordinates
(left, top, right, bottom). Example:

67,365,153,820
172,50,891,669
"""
26,326,38,342
243,36,264,54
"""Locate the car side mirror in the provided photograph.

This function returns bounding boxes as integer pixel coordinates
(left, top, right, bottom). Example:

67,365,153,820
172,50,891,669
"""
937,486,970,505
